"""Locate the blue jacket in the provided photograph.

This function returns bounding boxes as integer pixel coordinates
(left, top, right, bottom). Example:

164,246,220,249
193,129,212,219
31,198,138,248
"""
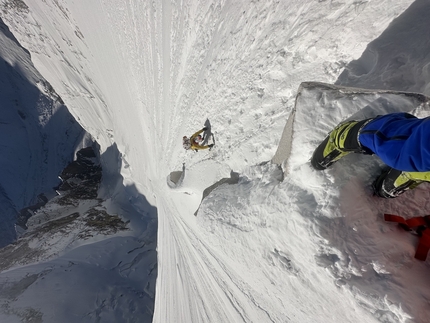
359,113,430,172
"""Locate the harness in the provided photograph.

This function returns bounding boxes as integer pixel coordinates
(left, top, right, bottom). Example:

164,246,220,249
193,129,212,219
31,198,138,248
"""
384,213,430,261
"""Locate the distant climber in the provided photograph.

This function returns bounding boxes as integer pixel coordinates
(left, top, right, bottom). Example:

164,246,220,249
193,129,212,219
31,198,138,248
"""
311,112,430,198
183,127,214,152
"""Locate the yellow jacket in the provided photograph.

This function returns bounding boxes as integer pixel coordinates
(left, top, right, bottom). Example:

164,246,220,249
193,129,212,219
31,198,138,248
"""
190,129,210,151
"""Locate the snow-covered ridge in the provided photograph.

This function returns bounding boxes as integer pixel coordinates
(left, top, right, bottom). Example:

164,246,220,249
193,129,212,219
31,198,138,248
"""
273,81,430,176
0,15,87,248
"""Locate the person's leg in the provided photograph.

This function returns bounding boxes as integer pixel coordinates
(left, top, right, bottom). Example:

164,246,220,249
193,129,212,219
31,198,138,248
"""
311,119,372,170
373,168,430,198
358,113,429,172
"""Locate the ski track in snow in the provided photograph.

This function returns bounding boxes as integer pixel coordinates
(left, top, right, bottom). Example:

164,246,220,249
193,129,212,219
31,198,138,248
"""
2,0,430,322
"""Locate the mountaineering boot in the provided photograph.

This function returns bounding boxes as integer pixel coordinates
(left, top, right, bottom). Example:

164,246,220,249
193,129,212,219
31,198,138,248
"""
373,168,430,198
311,119,372,170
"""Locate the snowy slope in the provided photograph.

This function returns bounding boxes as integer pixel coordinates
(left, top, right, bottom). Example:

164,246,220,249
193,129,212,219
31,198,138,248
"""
173,83,430,323
1,0,430,322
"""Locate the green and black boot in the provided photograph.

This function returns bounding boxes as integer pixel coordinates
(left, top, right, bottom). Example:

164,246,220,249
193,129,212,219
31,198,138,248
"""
311,119,372,170
373,168,429,198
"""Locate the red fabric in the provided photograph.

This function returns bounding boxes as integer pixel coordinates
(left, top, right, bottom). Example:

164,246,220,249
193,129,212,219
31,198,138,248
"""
416,229,430,261
384,213,430,261
384,214,427,227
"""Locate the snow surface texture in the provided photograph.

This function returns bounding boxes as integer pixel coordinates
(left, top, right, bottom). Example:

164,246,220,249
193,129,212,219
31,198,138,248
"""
1,0,430,322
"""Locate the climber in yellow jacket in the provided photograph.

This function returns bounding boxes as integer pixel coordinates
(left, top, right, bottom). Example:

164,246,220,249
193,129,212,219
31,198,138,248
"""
183,127,214,151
